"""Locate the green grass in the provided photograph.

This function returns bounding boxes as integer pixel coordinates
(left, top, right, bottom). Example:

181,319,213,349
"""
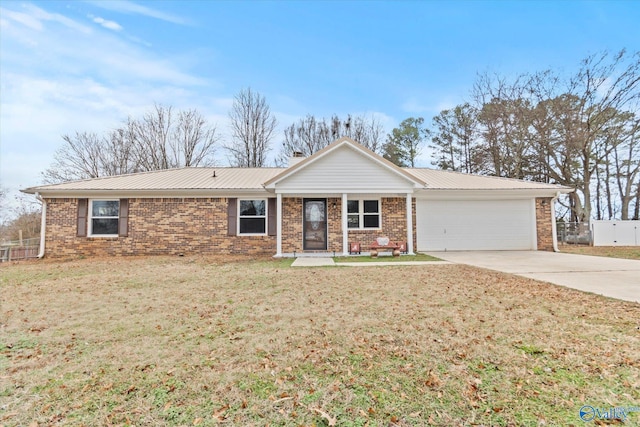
333,253,441,263
1,256,639,426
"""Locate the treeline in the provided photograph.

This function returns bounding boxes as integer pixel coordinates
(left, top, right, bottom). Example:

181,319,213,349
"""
38,49,639,223
425,50,640,222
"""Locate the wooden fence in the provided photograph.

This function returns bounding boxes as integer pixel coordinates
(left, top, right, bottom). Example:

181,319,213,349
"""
1,238,40,261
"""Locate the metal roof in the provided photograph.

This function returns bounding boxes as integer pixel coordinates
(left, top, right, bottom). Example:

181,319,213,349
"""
407,168,571,190
22,167,285,194
23,162,572,195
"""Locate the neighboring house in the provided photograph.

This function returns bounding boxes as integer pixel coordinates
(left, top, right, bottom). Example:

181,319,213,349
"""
23,137,573,258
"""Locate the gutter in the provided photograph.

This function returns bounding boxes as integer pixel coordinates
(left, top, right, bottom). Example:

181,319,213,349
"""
551,191,561,252
35,192,46,258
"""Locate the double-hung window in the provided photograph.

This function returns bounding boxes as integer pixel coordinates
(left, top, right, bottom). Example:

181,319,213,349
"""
89,200,120,236
238,199,267,234
347,199,380,229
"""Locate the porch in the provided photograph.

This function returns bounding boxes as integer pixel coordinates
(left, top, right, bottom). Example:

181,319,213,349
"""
274,194,415,257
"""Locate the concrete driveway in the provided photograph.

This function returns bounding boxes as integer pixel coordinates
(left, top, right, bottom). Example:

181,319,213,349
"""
426,251,640,303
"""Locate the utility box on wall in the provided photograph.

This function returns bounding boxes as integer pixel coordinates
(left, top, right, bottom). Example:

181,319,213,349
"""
591,220,640,246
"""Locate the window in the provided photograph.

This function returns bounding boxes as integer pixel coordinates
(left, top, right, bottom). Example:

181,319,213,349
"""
239,199,266,234
89,200,119,236
347,199,380,229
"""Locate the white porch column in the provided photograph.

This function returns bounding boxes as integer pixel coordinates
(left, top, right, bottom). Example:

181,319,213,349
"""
406,192,414,254
342,193,349,256
276,193,283,257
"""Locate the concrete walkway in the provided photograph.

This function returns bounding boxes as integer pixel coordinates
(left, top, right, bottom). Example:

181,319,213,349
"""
426,251,640,303
291,257,336,267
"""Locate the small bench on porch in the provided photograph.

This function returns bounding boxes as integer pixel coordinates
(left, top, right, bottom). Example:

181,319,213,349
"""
368,237,408,258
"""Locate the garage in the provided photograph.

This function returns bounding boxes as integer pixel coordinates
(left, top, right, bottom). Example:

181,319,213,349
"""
416,199,536,251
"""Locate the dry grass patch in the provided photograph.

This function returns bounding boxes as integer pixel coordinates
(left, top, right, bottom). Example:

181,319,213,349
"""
560,245,640,260
334,253,441,263
1,256,639,426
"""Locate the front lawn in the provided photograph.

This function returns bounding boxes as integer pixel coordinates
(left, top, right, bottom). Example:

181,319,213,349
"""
334,253,441,263
560,245,640,260
1,257,638,426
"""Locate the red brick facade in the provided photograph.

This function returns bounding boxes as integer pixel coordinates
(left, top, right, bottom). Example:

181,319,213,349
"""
535,197,555,251
43,196,552,257
44,198,275,258
280,197,416,254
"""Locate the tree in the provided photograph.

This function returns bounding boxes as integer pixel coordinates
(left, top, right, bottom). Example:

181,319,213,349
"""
430,103,481,173
226,88,277,167
561,49,640,222
383,117,428,167
43,104,219,183
276,114,384,165
429,49,640,223
0,191,41,242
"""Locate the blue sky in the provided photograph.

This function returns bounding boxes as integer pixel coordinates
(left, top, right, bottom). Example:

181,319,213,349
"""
1,0,639,200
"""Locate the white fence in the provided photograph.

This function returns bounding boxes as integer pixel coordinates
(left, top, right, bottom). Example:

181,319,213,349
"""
591,220,640,246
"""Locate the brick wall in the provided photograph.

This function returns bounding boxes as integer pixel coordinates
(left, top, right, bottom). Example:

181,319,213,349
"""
535,197,555,251
347,198,416,251
44,196,418,258
44,198,275,258
281,197,415,254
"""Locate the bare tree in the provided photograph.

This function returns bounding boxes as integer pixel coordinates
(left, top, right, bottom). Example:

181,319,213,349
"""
431,50,640,222
276,114,384,165
43,132,104,183
42,104,219,183
612,114,640,220
226,88,277,167
561,49,640,222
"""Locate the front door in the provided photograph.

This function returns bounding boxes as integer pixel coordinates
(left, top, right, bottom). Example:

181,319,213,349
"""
303,198,327,250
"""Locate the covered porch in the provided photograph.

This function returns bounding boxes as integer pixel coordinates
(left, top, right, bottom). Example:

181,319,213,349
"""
273,193,415,257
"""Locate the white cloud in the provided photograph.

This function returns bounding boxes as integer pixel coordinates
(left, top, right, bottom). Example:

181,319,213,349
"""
22,3,92,34
0,7,44,31
85,0,190,25
91,16,123,31
0,2,226,200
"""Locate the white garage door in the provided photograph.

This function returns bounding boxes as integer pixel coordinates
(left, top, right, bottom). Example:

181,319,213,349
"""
416,199,536,251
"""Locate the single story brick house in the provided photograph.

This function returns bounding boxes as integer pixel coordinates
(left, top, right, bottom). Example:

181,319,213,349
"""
23,137,573,258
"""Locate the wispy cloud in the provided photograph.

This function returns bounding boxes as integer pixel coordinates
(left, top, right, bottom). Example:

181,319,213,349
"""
90,15,123,31
0,2,219,195
85,0,190,25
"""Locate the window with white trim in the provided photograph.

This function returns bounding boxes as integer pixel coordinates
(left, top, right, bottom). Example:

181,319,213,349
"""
89,200,119,236
347,199,380,229
239,199,267,234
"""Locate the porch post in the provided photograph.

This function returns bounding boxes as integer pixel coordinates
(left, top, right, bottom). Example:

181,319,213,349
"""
342,193,349,256
406,192,414,255
276,193,283,257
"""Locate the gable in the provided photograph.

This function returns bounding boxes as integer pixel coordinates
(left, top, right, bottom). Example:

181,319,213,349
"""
271,143,418,193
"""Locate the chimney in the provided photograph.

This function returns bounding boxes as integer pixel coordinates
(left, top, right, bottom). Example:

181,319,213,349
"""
288,151,305,167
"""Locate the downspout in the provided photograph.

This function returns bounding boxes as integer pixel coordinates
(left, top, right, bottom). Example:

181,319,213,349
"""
35,192,46,258
551,191,561,252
